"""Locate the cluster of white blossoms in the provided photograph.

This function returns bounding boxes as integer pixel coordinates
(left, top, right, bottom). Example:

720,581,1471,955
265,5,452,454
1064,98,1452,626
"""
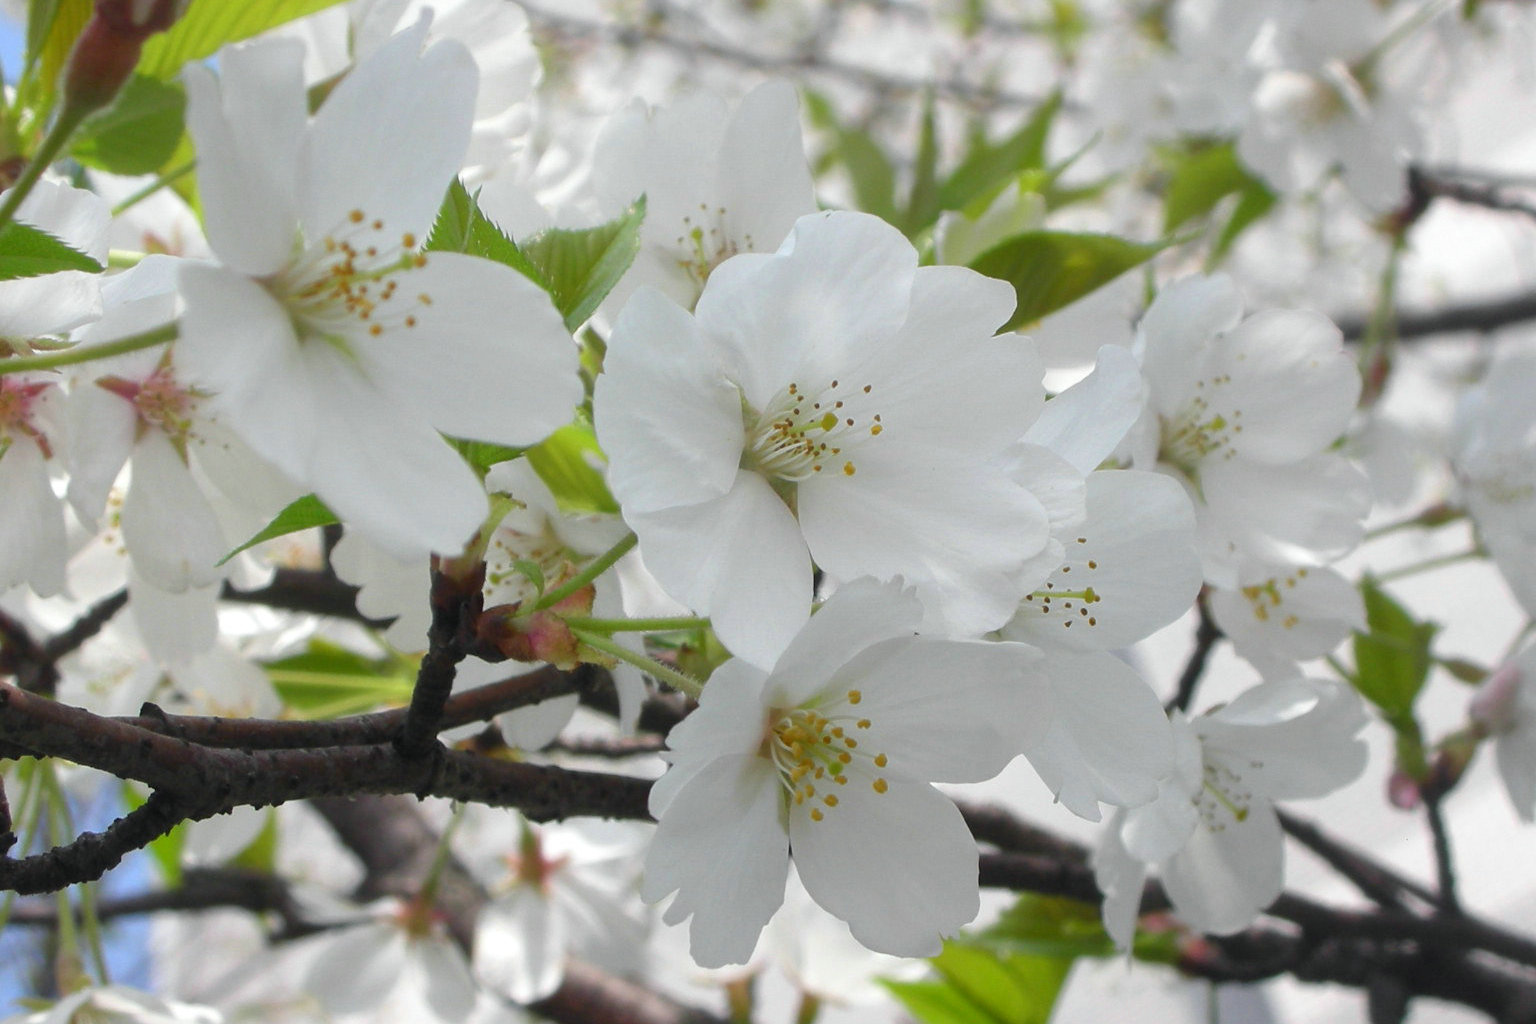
2,0,1535,1020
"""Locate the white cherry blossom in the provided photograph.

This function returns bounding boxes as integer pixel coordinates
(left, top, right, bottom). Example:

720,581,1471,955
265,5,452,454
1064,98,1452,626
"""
1469,644,1536,822
596,210,1053,666
642,578,1034,966
177,23,579,560
1126,274,1370,588
592,80,817,313
1094,678,1368,944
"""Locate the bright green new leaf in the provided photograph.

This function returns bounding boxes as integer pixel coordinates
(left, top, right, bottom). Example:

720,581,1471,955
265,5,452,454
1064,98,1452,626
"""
883,979,998,1024
1211,183,1276,264
1163,143,1257,233
72,75,187,176
0,221,103,280
884,940,1074,1024
425,179,546,286
1352,577,1438,721
453,440,525,478
137,0,352,79
804,90,899,225
938,92,1062,215
218,494,337,566
264,639,415,716
525,421,620,515
968,230,1170,332
519,197,646,331
228,809,278,873
22,0,88,113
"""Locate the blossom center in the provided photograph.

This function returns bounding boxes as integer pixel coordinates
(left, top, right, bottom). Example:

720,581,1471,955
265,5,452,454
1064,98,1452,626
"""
98,358,201,453
672,204,746,293
1161,376,1242,477
0,378,55,458
270,208,431,351
741,379,881,489
1237,568,1308,629
765,689,888,822
1194,756,1257,831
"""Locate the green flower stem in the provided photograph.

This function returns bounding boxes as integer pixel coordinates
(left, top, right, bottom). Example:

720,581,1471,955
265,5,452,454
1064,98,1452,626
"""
560,614,709,634
0,322,178,376
530,532,637,612
569,626,704,699
0,106,89,233
110,159,196,216
1376,547,1481,584
418,804,466,910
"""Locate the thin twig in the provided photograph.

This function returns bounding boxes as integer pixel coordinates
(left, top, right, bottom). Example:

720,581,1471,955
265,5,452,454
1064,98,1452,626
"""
1168,593,1221,713
1424,790,1463,915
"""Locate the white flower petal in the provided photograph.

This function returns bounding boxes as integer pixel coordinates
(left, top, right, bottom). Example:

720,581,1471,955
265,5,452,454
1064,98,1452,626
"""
630,471,811,669
1021,651,1174,819
183,42,306,275
362,251,579,447
1026,344,1146,475
121,431,227,592
642,753,789,968
474,887,567,1003
791,778,976,958
1160,803,1283,935
301,21,476,244
596,287,744,515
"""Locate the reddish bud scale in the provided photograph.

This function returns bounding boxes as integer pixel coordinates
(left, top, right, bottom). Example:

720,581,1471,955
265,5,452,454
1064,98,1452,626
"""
61,0,187,118
472,585,596,671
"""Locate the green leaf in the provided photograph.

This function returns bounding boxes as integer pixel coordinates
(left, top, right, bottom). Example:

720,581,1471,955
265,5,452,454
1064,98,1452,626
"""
980,894,1116,958
264,639,414,716
0,221,102,279
72,75,186,176
425,179,545,285
137,0,352,79
519,197,646,332
1210,182,1276,265
227,809,278,872
22,0,88,114
804,90,899,224
968,230,1170,332
883,940,1073,1024
883,980,997,1024
453,440,524,477
904,92,942,234
218,494,337,566
938,92,1062,214
1162,143,1257,234
1352,577,1437,721
525,421,619,515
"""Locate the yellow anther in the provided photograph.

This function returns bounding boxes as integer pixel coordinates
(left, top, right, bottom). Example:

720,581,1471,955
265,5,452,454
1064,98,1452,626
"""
810,807,824,821
874,753,888,768
873,778,888,794
856,719,871,729
847,690,862,704
402,233,416,248
844,738,858,749
838,751,851,764
349,210,364,223
843,462,856,476
823,794,838,807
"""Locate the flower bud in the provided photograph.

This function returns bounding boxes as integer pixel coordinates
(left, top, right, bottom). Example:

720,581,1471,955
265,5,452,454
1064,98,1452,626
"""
60,0,189,119
1470,660,1523,736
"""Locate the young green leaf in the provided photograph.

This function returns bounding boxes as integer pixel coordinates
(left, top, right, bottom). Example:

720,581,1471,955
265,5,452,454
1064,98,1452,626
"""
136,0,352,79
524,421,620,516
72,74,186,175
1352,577,1438,722
0,221,103,279
938,92,1062,215
218,494,337,566
519,196,646,331
967,230,1170,332
425,178,546,287
1162,143,1257,233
